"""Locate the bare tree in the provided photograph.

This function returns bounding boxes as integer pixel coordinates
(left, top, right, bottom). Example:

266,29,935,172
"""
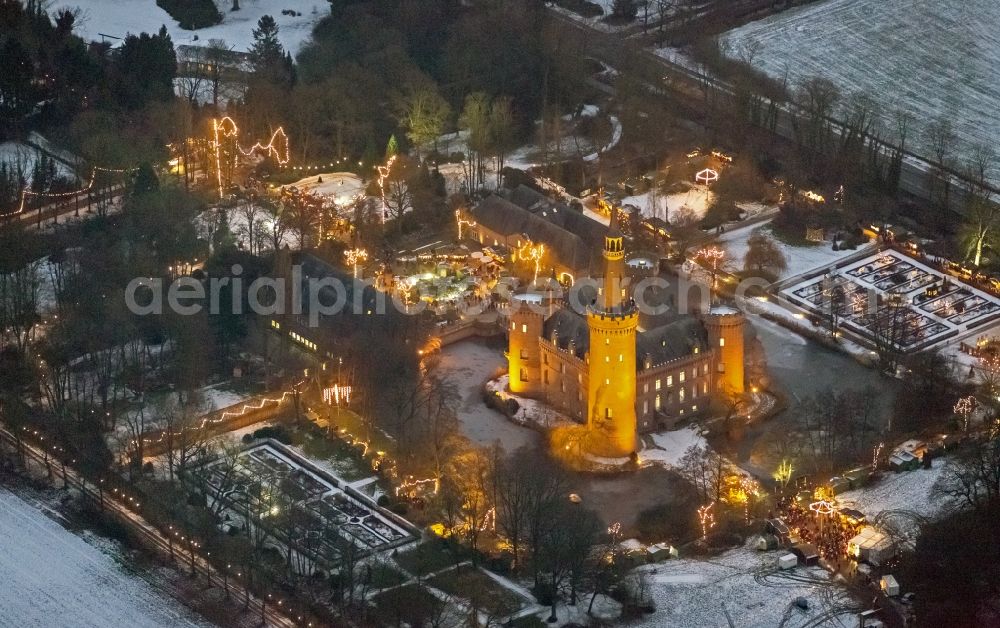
0,261,39,352
934,436,1000,516
925,116,957,208
677,444,726,502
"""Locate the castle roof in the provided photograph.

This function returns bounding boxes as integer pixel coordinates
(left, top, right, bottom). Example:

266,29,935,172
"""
543,308,590,359
504,185,607,248
470,195,592,272
637,317,709,366
541,307,708,368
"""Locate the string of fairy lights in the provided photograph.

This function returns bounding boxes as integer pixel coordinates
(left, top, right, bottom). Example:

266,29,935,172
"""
211,116,290,197
5,165,135,217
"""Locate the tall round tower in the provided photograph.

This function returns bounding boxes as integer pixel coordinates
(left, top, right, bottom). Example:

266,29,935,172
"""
508,294,545,396
586,209,639,457
704,306,746,395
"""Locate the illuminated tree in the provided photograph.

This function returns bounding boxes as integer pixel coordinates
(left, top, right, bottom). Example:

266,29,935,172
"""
959,144,999,267
398,86,451,160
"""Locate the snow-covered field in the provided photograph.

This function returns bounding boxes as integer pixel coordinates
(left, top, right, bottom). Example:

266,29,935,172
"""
69,0,328,54
723,0,1000,183
836,459,953,530
0,487,211,627
635,544,858,627
715,220,872,280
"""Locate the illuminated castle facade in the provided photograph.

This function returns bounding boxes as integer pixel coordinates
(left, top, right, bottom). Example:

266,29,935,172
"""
508,213,746,458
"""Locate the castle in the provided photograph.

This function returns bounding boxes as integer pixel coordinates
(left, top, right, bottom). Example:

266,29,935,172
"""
507,211,747,458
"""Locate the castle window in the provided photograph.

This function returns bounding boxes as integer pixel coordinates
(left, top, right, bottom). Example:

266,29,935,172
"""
643,382,649,394
667,375,673,387
692,404,698,412
679,371,686,383
719,337,725,347
520,348,528,359
693,346,699,354
561,363,566,374
561,381,566,392
643,400,649,414
692,386,698,399
522,324,527,333
512,321,516,331
605,378,610,386
655,394,661,410
605,337,610,345
605,356,610,363
703,363,709,375
520,369,528,382
544,371,549,384
619,354,623,362
703,382,709,394
605,408,613,419
655,379,661,391
679,387,686,402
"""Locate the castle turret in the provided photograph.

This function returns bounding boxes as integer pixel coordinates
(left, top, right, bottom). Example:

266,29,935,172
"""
508,294,545,396
586,209,639,457
704,306,746,395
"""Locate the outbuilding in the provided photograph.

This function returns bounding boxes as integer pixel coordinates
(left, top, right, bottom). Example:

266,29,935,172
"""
849,526,896,566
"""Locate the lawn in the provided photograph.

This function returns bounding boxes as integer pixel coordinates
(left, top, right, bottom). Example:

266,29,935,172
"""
371,584,445,626
394,541,462,577
426,565,526,618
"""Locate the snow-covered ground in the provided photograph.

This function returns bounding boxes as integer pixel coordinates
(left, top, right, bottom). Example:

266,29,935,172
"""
640,426,707,468
635,544,858,627
715,220,872,280
722,0,1000,184
0,141,76,186
69,0,328,54
284,171,366,206
621,184,715,222
0,487,212,627
836,458,953,530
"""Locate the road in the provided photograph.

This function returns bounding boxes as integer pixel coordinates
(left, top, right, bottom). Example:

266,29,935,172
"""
0,428,299,628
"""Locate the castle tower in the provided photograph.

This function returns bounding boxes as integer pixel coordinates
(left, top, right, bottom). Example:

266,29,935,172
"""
704,306,746,395
508,295,545,396
586,209,639,457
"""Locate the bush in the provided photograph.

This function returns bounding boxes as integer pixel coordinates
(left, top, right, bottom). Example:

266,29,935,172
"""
156,0,222,29
251,425,293,444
